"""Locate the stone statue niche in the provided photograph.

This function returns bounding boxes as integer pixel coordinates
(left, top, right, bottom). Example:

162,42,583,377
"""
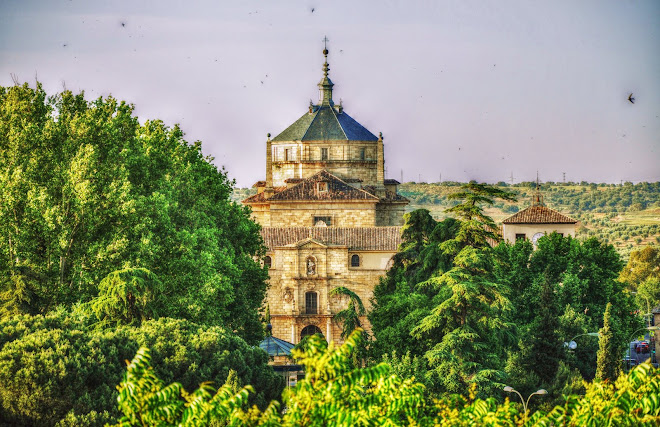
306,256,316,275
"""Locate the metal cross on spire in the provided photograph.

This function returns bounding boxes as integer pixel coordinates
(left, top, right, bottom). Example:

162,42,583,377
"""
322,36,329,50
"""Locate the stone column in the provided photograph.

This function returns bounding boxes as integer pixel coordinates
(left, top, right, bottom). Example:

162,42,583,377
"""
326,317,332,342
265,134,273,197
377,132,385,185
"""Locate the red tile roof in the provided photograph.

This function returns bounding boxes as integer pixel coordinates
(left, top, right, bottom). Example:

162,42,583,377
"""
242,187,286,203
502,205,577,224
261,226,402,251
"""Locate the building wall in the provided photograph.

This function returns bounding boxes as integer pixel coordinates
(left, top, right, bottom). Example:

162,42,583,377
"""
502,223,576,245
376,203,406,226
268,202,378,227
250,202,405,228
271,140,380,186
266,244,394,344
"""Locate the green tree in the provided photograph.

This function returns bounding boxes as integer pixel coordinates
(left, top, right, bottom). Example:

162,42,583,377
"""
595,303,619,382
329,286,366,340
0,313,283,426
112,348,253,427
0,83,267,342
620,246,660,290
90,267,163,326
444,182,516,250
411,246,512,396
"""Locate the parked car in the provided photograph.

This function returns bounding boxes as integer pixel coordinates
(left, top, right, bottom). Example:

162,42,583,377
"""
639,341,650,354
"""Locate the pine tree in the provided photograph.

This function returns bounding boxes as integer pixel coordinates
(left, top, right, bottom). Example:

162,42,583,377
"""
596,303,618,381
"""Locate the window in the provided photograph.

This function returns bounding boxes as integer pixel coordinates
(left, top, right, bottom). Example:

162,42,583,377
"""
316,182,328,193
351,254,360,267
264,256,271,268
314,216,331,226
515,233,526,241
285,148,291,161
321,147,328,161
360,147,366,160
300,325,323,340
305,292,318,314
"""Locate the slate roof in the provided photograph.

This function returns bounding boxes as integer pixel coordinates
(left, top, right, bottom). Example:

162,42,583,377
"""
261,226,403,251
267,170,379,202
502,205,577,224
259,335,295,357
272,105,378,142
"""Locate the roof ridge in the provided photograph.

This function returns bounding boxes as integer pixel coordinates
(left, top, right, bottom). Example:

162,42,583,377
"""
300,108,319,141
328,105,348,140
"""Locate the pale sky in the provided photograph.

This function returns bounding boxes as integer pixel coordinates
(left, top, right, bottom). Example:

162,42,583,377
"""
1,0,659,186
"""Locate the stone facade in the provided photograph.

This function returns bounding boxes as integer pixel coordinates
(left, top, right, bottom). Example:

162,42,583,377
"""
243,48,407,345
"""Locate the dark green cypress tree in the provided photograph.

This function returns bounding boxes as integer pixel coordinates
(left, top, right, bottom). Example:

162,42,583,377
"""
529,274,562,384
596,303,618,381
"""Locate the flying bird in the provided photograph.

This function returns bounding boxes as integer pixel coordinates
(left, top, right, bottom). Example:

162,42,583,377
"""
628,93,635,104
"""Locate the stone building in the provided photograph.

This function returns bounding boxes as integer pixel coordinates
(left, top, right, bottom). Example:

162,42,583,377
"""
501,188,577,247
243,47,408,345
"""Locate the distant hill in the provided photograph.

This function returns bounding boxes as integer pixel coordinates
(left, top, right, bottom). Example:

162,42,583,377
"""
233,181,660,258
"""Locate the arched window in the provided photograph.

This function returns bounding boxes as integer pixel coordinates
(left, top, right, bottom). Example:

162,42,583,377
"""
305,291,318,314
350,254,360,267
264,256,272,268
300,325,323,340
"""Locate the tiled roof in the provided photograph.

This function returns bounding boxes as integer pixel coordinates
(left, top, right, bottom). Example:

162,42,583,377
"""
261,226,403,251
272,105,378,142
384,179,400,185
252,181,266,188
242,186,286,204
502,205,577,224
267,170,379,202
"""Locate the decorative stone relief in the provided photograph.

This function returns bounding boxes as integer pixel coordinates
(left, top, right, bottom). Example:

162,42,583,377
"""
283,287,293,303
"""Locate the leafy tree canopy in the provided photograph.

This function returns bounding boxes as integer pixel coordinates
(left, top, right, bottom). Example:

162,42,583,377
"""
0,83,267,341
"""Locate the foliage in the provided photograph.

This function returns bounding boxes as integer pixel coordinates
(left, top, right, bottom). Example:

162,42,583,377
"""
493,234,637,384
372,184,517,398
110,339,660,426
0,312,283,426
112,347,253,427
329,286,366,340
619,246,660,289
90,267,163,326
411,246,512,397
0,83,267,341
444,182,516,250
113,330,429,426
595,303,618,382
538,362,660,426
278,329,428,426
